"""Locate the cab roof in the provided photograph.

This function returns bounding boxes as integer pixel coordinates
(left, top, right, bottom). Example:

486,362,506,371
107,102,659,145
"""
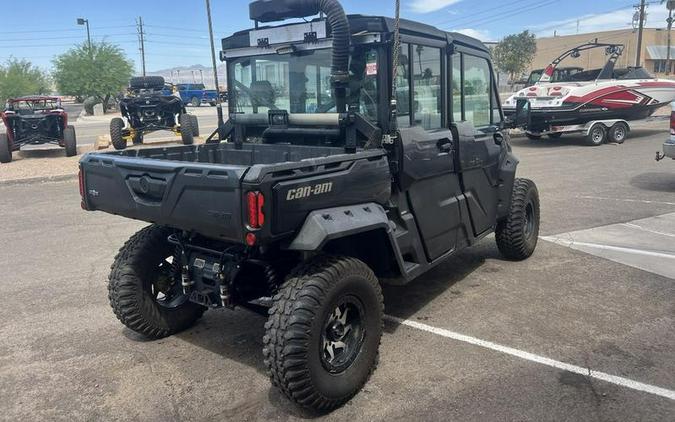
222,14,489,53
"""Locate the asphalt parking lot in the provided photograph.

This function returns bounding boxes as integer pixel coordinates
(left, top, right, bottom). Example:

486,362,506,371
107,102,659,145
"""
0,122,674,421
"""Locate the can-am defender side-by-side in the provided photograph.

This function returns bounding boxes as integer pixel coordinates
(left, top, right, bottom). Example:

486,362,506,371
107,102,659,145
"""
0,96,77,163
110,76,199,150
503,41,675,146
79,0,538,412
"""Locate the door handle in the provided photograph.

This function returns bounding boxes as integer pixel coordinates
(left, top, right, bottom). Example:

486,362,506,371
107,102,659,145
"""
437,138,453,152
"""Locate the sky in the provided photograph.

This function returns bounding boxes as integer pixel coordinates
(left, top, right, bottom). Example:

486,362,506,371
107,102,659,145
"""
0,0,672,73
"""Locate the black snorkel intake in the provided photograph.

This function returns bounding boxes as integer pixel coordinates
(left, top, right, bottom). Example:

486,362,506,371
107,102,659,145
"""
249,0,351,113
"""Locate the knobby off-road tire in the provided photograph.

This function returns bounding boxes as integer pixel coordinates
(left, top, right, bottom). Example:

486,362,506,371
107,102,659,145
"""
190,115,199,137
0,133,11,163
110,117,127,150
64,125,77,157
263,256,383,412
179,114,194,145
129,76,165,90
496,178,540,260
108,225,206,339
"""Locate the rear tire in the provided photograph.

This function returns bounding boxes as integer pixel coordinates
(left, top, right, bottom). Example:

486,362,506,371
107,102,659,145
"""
0,133,12,163
608,122,628,144
180,114,194,145
263,256,383,412
526,132,542,140
108,225,206,339
585,123,606,146
64,125,77,157
129,76,165,90
496,178,540,261
190,115,199,137
110,117,127,150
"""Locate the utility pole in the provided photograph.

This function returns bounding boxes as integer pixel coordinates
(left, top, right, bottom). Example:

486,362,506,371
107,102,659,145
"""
636,0,646,67
666,1,675,75
137,17,147,76
205,0,224,140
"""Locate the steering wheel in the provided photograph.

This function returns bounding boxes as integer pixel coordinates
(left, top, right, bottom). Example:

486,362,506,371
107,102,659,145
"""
233,80,279,111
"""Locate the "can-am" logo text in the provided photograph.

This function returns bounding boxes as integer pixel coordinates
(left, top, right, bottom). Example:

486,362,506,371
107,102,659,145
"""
286,182,333,200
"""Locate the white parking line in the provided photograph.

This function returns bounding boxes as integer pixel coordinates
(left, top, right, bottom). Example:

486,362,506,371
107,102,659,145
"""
385,315,675,401
540,237,675,259
622,223,675,238
578,195,675,206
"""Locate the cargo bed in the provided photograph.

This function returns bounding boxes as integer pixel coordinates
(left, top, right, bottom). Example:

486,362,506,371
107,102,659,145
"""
79,142,385,242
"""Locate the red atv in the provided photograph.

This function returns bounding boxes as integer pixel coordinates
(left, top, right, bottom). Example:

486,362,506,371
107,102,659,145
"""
0,96,77,163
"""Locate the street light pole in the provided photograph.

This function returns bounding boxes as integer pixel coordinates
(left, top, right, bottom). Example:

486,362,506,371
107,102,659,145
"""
77,18,92,53
205,0,224,140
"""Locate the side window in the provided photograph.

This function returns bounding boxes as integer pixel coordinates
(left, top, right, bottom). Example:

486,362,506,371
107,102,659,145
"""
462,55,491,128
412,46,442,129
395,43,411,128
451,53,462,122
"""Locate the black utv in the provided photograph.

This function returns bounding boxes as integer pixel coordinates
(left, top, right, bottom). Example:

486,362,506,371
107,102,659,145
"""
110,76,199,150
79,0,538,412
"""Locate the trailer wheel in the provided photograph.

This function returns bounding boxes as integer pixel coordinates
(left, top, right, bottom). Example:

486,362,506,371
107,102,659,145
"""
0,133,12,163
64,125,77,157
526,133,542,140
548,132,563,139
608,122,628,144
263,255,383,412
110,117,127,150
179,114,194,145
108,225,206,339
496,178,540,260
585,123,607,146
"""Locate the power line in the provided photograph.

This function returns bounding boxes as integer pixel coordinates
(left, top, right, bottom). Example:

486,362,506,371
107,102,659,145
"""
432,0,535,27
445,0,559,29
0,25,135,34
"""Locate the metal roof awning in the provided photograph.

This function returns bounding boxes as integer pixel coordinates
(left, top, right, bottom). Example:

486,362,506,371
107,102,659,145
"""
646,45,675,60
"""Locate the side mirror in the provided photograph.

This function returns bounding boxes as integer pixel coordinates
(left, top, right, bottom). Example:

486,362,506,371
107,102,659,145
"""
513,98,531,129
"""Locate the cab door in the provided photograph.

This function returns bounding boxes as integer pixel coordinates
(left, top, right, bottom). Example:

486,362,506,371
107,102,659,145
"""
396,42,466,261
451,50,506,237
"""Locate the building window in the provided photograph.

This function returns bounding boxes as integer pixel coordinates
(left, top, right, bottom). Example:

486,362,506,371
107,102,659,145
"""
653,60,672,74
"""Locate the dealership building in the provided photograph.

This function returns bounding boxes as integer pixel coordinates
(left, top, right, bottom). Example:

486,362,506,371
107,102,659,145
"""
528,28,675,78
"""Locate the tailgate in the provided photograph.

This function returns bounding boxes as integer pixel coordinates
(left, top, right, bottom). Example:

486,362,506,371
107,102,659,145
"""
80,154,247,241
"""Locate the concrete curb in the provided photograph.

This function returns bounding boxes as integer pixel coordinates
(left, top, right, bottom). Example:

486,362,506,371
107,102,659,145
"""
0,173,78,187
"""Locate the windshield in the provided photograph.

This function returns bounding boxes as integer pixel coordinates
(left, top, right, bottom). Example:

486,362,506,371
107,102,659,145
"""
229,47,379,121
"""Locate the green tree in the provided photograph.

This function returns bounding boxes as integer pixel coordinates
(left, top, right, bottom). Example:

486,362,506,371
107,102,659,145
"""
493,30,537,87
0,58,50,102
52,41,133,112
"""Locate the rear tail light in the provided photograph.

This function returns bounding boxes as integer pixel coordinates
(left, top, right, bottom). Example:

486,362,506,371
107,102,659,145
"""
246,191,265,229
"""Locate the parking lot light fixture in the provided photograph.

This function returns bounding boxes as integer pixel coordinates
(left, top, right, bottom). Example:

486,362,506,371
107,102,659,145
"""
77,18,92,53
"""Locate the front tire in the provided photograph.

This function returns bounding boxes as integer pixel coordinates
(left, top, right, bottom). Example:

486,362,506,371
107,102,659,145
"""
0,133,11,163
179,114,194,145
110,117,127,150
190,115,199,137
108,225,206,339
64,125,77,157
496,178,540,260
263,256,383,412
